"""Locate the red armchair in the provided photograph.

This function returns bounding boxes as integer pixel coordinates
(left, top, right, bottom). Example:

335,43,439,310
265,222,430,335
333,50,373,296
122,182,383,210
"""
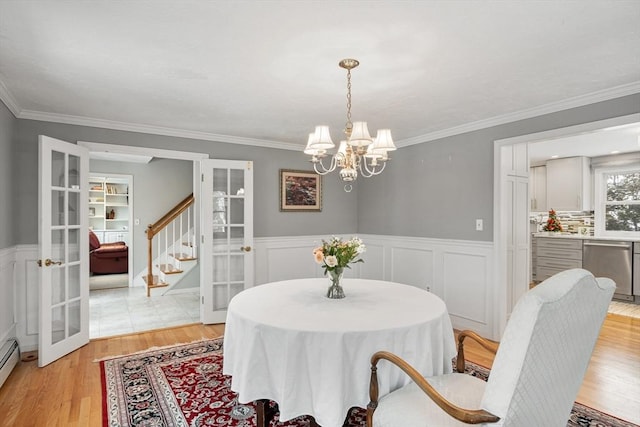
89,230,128,274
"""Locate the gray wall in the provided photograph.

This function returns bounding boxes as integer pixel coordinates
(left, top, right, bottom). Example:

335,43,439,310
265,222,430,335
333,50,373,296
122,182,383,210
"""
8,93,640,248
0,103,15,249
358,94,640,240
90,158,193,276
13,119,359,245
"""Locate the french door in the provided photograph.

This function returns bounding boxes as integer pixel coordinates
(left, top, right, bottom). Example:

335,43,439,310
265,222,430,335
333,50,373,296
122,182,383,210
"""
38,135,90,366
200,160,254,324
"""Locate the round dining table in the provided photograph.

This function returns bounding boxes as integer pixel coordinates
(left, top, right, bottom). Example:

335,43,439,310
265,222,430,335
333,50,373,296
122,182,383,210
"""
223,278,457,427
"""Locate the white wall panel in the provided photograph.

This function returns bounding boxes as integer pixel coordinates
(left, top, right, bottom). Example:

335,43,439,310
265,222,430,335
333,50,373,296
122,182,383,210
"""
390,247,434,291
14,245,38,351
0,247,15,346
359,243,384,280
443,251,487,324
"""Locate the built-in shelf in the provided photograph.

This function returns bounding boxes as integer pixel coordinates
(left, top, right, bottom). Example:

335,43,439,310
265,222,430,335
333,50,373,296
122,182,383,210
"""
89,174,132,245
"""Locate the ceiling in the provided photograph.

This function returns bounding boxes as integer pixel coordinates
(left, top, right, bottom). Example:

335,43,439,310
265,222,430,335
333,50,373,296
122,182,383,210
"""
1,1,639,154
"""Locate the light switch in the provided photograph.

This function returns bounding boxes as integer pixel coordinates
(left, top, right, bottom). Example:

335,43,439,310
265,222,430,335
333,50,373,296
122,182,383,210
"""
476,219,483,231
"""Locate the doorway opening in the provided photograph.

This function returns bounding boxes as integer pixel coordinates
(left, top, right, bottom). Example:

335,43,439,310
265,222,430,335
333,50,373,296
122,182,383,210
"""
493,113,640,338
78,141,208,338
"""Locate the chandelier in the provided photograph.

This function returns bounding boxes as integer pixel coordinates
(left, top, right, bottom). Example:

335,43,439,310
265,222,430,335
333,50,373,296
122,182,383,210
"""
303,59,396,192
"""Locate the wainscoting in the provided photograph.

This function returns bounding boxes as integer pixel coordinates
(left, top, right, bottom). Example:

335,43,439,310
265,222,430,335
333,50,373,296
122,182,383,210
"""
0,247,16,347
6,235,496,352
254,234,495,337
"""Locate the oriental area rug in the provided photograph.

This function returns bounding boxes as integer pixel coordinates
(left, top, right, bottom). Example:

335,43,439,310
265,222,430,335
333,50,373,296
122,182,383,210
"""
100,338,638,427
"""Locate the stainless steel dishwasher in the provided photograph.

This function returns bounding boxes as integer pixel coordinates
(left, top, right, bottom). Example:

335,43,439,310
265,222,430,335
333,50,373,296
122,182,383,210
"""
583,240,633,301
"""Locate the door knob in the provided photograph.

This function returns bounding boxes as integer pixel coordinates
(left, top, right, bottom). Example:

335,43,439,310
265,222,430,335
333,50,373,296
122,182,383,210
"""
240,246,252,252
37,258,63,267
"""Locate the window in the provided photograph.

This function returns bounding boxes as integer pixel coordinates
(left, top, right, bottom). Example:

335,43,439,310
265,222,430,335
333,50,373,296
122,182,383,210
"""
595,165,640,236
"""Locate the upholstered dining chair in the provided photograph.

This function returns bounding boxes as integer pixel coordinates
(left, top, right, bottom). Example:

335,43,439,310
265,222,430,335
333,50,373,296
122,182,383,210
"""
366,268,615,427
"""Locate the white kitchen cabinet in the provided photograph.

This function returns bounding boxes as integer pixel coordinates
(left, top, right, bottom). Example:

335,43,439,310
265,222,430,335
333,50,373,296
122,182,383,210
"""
530,165,547,212
546,157,591,211
536,237,583,281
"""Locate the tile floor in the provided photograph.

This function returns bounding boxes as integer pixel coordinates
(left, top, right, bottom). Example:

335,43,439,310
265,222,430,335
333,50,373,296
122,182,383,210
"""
608,300,640,319
90,286,200,339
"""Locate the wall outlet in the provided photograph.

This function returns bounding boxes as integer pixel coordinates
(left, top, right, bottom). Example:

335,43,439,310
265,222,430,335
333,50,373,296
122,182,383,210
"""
476,219,483,231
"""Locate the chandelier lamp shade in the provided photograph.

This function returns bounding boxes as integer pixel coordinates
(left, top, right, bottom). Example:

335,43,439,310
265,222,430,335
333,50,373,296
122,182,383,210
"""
303,59,396,192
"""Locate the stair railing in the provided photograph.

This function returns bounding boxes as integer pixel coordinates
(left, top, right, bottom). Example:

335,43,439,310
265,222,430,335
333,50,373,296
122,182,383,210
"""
145,193,195,296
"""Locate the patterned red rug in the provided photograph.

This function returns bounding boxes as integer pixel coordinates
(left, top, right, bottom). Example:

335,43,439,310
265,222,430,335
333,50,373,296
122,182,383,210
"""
100,337,638,427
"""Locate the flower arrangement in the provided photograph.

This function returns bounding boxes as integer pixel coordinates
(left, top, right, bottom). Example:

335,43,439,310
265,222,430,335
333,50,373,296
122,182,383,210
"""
313,236,366,275
543,209,563,232
313,236,366,299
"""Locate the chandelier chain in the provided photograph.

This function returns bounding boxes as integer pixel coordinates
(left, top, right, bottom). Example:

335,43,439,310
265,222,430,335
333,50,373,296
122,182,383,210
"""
345,69,352,137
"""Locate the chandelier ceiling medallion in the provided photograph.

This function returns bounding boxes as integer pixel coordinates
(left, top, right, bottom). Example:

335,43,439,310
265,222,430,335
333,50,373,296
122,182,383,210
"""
303,58,396,192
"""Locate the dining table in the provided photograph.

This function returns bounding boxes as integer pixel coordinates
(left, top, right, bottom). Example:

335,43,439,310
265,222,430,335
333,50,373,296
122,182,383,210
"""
223,278,457,427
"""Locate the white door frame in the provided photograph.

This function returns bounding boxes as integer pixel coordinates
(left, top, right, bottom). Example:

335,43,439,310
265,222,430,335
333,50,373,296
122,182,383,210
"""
493,113,640,338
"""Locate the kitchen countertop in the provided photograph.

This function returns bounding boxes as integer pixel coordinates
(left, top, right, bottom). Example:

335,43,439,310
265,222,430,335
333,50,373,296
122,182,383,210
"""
533,232,639,242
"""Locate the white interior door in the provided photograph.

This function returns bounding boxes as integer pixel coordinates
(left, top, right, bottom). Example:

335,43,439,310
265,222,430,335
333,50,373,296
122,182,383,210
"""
200,160,253,324
38,135,90,367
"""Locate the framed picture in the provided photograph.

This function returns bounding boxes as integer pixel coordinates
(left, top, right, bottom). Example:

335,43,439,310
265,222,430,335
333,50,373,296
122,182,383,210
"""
280,169,322,212
89,207,95,217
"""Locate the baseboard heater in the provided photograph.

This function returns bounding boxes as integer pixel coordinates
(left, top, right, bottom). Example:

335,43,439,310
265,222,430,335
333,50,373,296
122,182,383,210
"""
0,339,20,389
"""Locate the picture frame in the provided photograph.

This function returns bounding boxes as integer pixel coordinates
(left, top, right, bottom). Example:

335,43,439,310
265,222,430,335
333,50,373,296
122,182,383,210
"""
280,169,322,212
89,207,95,217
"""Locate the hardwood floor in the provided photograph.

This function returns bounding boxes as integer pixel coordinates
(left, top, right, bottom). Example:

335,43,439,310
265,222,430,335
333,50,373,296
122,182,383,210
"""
0,314,637,426
0,323,224,427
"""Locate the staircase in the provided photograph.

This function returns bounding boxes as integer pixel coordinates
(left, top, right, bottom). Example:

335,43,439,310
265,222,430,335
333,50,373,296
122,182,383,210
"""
144,194,197,297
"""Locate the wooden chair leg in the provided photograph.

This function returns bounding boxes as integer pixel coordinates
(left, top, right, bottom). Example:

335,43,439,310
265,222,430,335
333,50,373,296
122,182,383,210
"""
256,399,277,427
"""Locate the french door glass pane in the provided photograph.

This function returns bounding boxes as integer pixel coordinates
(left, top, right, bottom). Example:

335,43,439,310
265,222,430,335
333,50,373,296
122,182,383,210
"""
230,254,244,282
229,199,244,224
52,305,65,344
51,190,64,226
51,229,65,262
230,226,244,239
213,169,227,192
68,229,80,262
68,154,80,188
230,169,244,195
51,150,65,187
68,264,80,299
52,267,65,305
68,192,80,225
68,300,81,338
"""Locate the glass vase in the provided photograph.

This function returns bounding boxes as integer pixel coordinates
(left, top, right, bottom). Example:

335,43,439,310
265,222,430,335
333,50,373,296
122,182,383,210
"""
326,268,345,299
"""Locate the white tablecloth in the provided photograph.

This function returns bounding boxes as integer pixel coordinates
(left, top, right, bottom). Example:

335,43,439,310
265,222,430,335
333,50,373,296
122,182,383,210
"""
223,278,456,427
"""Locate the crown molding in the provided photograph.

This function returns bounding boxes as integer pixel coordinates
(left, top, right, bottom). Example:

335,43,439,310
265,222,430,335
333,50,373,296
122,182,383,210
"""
0,78,21,118
17,109,302,151
4,81,639,151
396,81,640,148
